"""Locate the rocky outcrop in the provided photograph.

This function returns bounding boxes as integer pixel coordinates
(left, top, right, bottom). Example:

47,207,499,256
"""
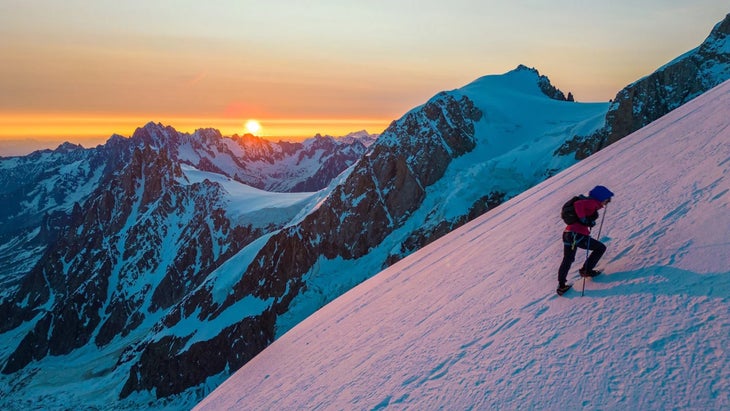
556,14,730,159
385,191,506,266
288,135,369,192
120,313,276,399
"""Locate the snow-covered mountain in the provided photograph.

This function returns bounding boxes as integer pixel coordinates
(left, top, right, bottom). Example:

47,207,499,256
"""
0,128,373,409
1,14,729,410
195,75,730,411
124,125,375,192
0,127,372,279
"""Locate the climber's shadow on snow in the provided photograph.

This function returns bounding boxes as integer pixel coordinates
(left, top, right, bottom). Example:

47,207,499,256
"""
584,266,730,299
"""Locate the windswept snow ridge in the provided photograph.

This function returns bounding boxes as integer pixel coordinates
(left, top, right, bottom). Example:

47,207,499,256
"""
196,80,730,410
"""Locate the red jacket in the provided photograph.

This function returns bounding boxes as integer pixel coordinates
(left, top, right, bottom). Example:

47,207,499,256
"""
566,198,604,235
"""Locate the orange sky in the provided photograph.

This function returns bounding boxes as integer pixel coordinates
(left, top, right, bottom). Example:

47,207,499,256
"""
1,2,728,156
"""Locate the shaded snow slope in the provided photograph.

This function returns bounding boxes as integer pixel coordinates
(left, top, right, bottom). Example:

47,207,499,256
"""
180,164,318,227
196,80,730,410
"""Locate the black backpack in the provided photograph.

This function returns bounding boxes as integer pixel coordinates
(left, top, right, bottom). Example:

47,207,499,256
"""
560,195,585,225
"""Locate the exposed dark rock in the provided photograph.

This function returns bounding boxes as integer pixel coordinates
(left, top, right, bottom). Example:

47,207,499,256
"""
385,191,506,266
119,311,276,399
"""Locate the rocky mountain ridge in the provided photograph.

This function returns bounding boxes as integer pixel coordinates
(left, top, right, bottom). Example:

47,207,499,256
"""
556,13,730,159
0,126,373,279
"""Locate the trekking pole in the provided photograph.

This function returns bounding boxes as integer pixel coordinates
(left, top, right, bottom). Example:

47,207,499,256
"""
582,204,608,297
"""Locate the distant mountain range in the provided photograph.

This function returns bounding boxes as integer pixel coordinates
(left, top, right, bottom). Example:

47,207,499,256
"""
0,12,728,411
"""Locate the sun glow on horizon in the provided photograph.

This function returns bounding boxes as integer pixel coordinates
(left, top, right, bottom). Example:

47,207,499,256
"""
0,113,390,155
0,114,389,138
244,119,262,135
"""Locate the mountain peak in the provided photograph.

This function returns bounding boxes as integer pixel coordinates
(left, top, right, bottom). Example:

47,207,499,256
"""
54,141,84,153
511,65,571,101
513,63,540,74
698,13,730,60
462,65,571,101
130,121,181,147
193,128,223,140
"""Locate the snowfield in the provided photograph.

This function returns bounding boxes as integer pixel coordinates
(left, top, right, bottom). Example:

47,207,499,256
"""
195,80,730,410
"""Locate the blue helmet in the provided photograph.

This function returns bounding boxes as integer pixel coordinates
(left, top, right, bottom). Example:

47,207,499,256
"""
589,185,614,202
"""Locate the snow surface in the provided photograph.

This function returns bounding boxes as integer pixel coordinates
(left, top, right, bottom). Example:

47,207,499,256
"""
195,80,730,410
181,163,316,226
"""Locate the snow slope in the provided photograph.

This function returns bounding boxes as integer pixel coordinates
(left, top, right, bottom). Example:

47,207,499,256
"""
180,163,319,227
195,80,730,410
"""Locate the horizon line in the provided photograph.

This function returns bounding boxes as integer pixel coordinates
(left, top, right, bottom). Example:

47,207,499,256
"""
0,113,392,141
0,113,391,156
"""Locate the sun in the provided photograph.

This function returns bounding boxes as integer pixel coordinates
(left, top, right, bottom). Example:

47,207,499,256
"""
244,119,261,135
